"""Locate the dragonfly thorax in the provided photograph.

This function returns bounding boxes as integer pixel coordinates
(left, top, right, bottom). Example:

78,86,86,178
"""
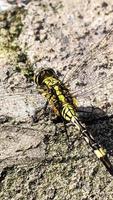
35,68,57,86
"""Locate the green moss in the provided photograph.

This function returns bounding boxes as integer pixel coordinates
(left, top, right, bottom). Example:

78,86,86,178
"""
0,8,36,83
0,8,26,63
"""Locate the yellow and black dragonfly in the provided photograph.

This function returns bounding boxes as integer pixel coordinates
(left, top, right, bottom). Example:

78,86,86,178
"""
33,66,113,175
1,27,113,176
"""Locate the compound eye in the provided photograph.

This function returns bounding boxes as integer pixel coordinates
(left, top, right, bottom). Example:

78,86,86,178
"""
35,73,43,86
34,74,39,85
47,68,55,75
35,68,56,86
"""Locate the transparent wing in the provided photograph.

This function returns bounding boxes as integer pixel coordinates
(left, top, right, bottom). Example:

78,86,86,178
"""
0,74,46,122
1,28,113,120
64,28,113,84
64,28,113,114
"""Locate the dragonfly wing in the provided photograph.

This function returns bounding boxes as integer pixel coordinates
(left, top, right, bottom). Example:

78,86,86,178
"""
0,78,45,122
66,28,113,115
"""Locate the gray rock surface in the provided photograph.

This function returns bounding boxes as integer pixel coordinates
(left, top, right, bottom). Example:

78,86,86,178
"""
0,0,113,199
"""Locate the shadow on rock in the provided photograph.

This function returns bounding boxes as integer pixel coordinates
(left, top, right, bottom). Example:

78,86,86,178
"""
77,106,113,157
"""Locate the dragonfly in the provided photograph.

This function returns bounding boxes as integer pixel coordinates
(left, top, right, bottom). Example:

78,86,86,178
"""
33,67,113,175
1,27,113,176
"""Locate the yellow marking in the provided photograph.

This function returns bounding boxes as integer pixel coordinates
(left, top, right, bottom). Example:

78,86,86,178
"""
54,85,59,91
64,115,70,121
43,76,79,129
71,115,77,123
51,105,60,116
73,97,78,107
59,95,65,102
62,103,78,123
44,77,59,87
94,148,106,158
84,136,89,144
71,116,81,130
54,85,65,102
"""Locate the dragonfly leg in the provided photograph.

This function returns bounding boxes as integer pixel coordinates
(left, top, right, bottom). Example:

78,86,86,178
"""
32,100,49,123
0,115,12,124
63,120,70,142
32,91,54,123
60,118,80,151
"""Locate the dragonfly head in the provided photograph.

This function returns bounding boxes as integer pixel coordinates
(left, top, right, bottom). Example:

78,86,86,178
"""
35,67,56,86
